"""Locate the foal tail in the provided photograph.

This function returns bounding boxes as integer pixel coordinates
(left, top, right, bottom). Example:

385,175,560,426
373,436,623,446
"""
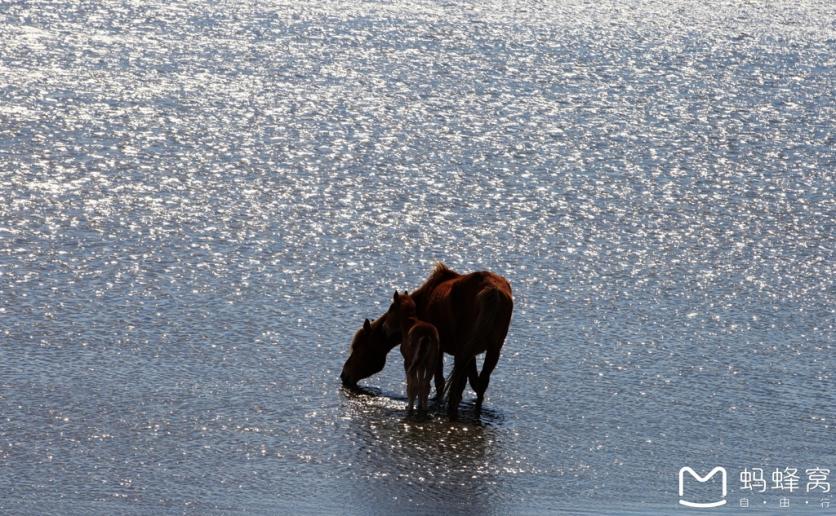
406,339,424,377
406,335,434,377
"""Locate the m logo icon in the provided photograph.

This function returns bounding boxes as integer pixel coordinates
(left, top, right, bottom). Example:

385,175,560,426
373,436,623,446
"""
679,466,727,508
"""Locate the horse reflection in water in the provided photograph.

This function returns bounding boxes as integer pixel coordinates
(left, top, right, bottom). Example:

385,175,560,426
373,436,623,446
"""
341,263,513,417
340,388,503,513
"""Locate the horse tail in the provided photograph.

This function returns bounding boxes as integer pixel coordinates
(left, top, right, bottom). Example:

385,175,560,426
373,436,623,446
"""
442,285,508,403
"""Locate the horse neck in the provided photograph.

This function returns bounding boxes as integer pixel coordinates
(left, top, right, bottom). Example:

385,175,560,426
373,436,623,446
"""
374,313,401,352
399,315,418,338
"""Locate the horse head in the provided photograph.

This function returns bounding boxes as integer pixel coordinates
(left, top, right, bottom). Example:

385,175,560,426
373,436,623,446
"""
340,315,399,388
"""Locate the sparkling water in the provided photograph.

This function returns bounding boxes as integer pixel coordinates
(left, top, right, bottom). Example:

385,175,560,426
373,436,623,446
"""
1,1,833,513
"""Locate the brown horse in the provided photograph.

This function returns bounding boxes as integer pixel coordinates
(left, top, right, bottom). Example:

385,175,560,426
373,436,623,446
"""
389,291,440,413
340,263,513,416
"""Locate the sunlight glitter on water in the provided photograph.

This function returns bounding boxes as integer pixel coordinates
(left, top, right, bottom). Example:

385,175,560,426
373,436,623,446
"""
1,0,834,513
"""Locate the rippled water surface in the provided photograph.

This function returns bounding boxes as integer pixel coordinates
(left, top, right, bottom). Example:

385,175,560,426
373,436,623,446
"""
1,1,834,513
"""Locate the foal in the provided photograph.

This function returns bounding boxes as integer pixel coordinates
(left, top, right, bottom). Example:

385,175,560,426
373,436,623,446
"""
388,291,440,413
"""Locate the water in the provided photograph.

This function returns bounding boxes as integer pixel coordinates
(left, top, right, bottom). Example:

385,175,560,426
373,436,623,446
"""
1,1,834,513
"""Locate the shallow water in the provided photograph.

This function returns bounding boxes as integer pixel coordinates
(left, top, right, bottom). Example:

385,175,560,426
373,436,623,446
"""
1,0,834,513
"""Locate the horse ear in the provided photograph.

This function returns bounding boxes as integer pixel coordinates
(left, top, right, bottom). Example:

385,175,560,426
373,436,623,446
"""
393,291,399,302
363,319,371,332
403,290,408,296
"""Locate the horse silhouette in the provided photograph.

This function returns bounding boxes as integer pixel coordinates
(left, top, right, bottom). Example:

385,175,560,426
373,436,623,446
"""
341,263,513,417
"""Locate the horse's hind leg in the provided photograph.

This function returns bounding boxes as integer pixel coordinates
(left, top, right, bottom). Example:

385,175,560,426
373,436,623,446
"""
474,347,500,405
466,358,479,394
447,354,469,418
433,353,445,400
458,285,511,410
474,298,511,405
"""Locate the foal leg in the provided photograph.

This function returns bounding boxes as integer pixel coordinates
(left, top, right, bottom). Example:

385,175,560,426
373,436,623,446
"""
407,370,417,414
409,379,417,414
419,370,431,411
426,374,433,410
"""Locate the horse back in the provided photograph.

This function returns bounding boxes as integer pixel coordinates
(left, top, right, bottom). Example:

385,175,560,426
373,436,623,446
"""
421,271,512,356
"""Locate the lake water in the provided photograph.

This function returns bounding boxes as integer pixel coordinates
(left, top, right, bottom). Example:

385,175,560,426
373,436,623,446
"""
1,1,833,513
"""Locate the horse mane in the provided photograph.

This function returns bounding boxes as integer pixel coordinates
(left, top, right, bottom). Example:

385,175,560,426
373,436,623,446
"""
410,262,459,305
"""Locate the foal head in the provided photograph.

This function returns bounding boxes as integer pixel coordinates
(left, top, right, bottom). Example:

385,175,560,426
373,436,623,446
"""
382,290,416,335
